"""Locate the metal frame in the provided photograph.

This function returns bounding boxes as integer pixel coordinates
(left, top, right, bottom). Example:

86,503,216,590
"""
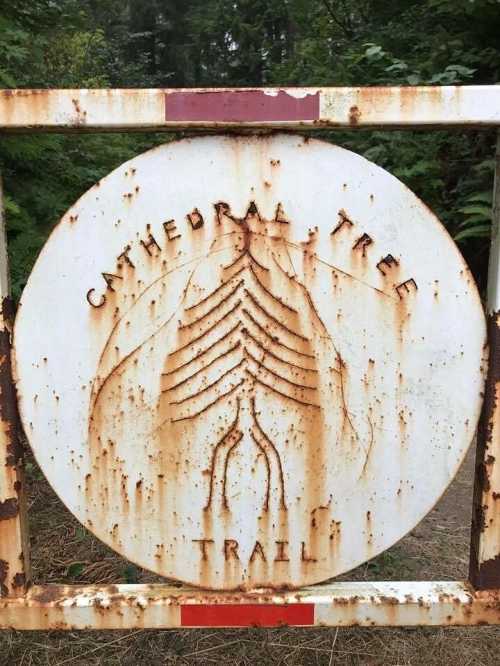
0,87,498,629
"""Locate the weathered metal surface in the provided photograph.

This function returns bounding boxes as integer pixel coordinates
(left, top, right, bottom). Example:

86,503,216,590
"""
470,132,500,589
13,134,486,590
0,175,30,597
0,582,498,629
2,87,500,132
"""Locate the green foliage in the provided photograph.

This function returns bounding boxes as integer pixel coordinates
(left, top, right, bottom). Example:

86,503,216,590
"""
365,548,417,578
455,192,492,242
123,564,139,584
0,132,157,298
67,562,85,579
0,0,498,295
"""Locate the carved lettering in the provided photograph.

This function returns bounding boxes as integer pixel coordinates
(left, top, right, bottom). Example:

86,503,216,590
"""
87,272,123,309
249,540,267,562
140,233,162,256
224,539,240,561
331,209,354,236
301,541,317,562
395,278,418,299
190,538,323,565
192,538,214,560
214,201,233,224
352,233,373,256
101,272,122,292
117,244,135,268
163,219,181,241
187,208,204,230
192,536,326,563
376,254,399,276
86,288,106,308
246,201,260,219
274,540,290,562
274,202,289,224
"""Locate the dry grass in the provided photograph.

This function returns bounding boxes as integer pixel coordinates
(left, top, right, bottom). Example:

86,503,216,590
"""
2,625,499,666
1,448,499,665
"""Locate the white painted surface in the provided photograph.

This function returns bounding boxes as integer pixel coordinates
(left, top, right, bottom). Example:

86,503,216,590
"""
13,135,486,589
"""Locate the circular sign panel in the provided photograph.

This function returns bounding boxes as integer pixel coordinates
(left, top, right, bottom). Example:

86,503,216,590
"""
14,134,486,589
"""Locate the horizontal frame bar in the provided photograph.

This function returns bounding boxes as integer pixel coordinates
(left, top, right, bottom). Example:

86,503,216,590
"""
1,86,500,132
1,582,499,629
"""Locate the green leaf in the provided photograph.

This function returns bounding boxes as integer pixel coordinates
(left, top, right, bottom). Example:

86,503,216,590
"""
67,562,85,578
385,62,408,72
3,196,20,216
457,204,491,218
464,191,493,204
473,159,495,173
406,74,420,85
365,45,383,57
445,64,476,77
0,69,16,87
454,225,491,241
123,564,139,584
457,214,492,228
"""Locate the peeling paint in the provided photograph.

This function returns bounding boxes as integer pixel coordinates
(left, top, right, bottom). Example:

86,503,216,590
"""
0,581,499,629
0,561,8,597
0,297,22,466
0,177,30,599
165,90,321,123
470,312,500,589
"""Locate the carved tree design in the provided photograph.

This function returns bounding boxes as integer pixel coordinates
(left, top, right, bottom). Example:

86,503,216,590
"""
89,202,361,519
158,206,343,512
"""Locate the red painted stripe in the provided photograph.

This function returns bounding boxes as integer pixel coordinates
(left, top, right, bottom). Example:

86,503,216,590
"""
165,90,320,122
181,603,315,627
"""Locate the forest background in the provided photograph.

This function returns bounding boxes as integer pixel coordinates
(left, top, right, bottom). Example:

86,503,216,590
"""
1,0,500,299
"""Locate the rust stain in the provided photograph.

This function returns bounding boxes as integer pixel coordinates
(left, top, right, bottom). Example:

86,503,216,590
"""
349,105,361,125
470,310,500,589
376,254,399,277
71,98,88,126
352,233,373,257
471,554,500,590
81,193,368,588
0,560,8,597
0,86,491,134
0,297,23,466
0,582,499,628
12,572,25,589
400,85,444,118
331,209,353,236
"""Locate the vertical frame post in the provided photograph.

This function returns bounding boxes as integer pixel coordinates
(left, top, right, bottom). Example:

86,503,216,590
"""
0,173,30,596
470,132,500,589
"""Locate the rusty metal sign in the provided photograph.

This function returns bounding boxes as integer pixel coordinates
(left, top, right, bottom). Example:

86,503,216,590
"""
12,134,486,590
